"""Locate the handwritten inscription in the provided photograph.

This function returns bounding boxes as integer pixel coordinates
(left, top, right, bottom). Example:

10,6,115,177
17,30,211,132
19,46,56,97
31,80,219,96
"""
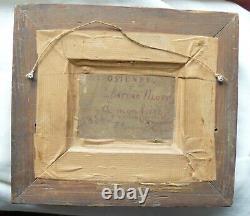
78,74,175,140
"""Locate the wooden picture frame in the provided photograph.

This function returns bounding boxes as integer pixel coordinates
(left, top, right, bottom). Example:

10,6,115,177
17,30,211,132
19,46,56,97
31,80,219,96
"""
12,4,238,207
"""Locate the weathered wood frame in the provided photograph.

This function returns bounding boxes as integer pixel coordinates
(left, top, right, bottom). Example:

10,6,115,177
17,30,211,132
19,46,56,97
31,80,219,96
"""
12,4,238,206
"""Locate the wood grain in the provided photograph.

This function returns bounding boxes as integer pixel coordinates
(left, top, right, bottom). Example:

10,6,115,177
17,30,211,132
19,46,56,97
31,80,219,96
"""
11,4,238,207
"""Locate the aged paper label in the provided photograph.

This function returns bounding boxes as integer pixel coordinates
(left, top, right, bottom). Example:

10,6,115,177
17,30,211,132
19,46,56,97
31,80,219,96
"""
78,74,175,140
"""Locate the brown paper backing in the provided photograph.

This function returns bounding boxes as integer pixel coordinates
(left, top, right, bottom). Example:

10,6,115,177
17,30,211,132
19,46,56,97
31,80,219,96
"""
34,29,217,183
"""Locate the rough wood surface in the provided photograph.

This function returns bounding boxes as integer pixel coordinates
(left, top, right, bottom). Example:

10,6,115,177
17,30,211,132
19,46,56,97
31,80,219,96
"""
12,4,238,207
